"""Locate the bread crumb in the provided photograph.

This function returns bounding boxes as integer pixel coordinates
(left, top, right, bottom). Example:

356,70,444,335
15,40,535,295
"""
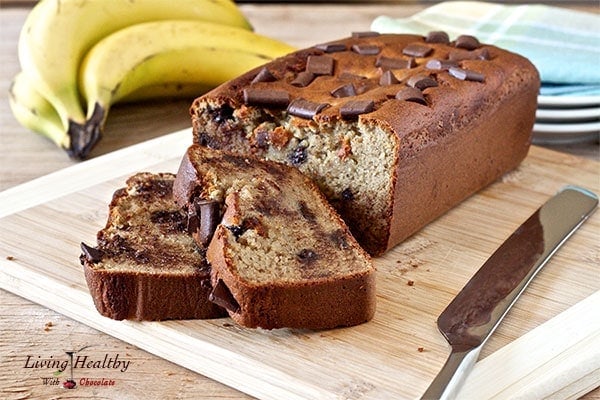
269,126,292,149
337,137,352,161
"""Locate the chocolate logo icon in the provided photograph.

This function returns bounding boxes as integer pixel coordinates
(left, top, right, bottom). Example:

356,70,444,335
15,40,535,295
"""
62,346,90,389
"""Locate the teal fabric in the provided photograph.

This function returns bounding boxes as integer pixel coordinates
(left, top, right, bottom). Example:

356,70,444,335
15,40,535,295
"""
371,1,600,97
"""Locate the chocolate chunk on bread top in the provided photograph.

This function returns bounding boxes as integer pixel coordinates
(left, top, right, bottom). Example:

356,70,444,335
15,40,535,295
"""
80,173,226,321
189,32,540,256
173,145,376,330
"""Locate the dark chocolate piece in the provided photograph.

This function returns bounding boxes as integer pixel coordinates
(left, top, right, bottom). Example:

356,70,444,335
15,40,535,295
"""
341,187,354,200
449,67,485,82
187,207,199,234
379,70,400,86
315,42,347,53
297,248,318,264
455,34,480,50
395,87,427,106
209,279,240,313
291,71,315,87
340,100,374,118
251,67,276,84
376,55,416,69
476,48,491,60
298,200,316,222
80,242,103,263
289,145,308,166
425,31,450,44
191,198,221,247
287,98,329,119
425,59,459,70
150,210,187,233
211,104,234,124
226,224,246,238
402,43,433,58
331,83,357,98
351,44,380,55
306,55,335,75
243,88,290,108
407,74,438,90
352,31,380,38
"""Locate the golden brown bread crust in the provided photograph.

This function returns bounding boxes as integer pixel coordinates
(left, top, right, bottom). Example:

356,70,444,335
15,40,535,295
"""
189,32,540,255
81,173,226,321
82,267,223,321
173,145,376,329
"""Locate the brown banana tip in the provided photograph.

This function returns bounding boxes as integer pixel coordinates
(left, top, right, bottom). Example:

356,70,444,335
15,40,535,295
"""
66,103,105,160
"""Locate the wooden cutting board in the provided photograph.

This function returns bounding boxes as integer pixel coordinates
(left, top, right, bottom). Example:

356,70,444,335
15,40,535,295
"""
1,129,598,400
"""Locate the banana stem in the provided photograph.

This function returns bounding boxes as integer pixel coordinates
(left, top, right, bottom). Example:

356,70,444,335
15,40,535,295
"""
66,102,105,159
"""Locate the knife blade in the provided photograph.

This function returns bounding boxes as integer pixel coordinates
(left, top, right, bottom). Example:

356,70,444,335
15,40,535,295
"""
421,185,598,400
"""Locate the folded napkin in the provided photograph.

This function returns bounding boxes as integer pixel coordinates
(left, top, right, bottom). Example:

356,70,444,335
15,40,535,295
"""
371,1,600,97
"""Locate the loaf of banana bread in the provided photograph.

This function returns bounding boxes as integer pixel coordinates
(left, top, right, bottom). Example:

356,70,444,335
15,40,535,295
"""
189,31,540,255
173,145,376,329
80,172,226,321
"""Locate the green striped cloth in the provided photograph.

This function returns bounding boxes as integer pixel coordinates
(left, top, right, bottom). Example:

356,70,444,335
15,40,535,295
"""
371,1,600,97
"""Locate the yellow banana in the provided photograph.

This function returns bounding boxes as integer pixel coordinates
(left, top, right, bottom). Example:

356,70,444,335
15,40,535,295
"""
8,71,66,148
79,20,296,149
18,0,252,159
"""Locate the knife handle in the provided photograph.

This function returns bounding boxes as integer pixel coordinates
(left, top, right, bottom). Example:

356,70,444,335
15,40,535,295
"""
420,347,481,400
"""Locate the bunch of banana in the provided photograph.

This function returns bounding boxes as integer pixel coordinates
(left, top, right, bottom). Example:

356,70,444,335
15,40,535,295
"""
11,0,296,159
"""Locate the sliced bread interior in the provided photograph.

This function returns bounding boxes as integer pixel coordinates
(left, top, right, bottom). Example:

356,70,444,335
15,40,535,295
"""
173,145,376,329
80,172,226,321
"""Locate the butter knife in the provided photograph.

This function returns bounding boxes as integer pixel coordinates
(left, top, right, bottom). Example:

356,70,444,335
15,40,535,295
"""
421,185,598,400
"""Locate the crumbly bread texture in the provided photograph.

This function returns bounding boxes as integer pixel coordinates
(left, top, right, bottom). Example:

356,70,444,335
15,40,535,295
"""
173,145,376,330
80,172,226,321
189,32,540,256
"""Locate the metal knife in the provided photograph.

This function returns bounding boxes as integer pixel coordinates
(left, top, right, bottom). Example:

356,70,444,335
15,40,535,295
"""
421,185,598,400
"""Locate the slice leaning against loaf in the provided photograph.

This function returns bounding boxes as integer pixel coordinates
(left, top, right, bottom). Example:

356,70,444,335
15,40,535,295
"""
173,145,376,330
80,172,226,321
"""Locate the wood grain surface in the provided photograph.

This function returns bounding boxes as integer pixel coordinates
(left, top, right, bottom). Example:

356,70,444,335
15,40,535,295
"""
1,3,599,400
1,128,599,399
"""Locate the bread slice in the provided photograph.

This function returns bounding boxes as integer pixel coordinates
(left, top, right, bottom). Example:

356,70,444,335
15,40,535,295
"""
173,145,376,329
188,32,540,256
80,172,226,321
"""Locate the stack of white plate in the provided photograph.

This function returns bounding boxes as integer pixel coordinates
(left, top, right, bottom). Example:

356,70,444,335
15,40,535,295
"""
533,95,600,145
